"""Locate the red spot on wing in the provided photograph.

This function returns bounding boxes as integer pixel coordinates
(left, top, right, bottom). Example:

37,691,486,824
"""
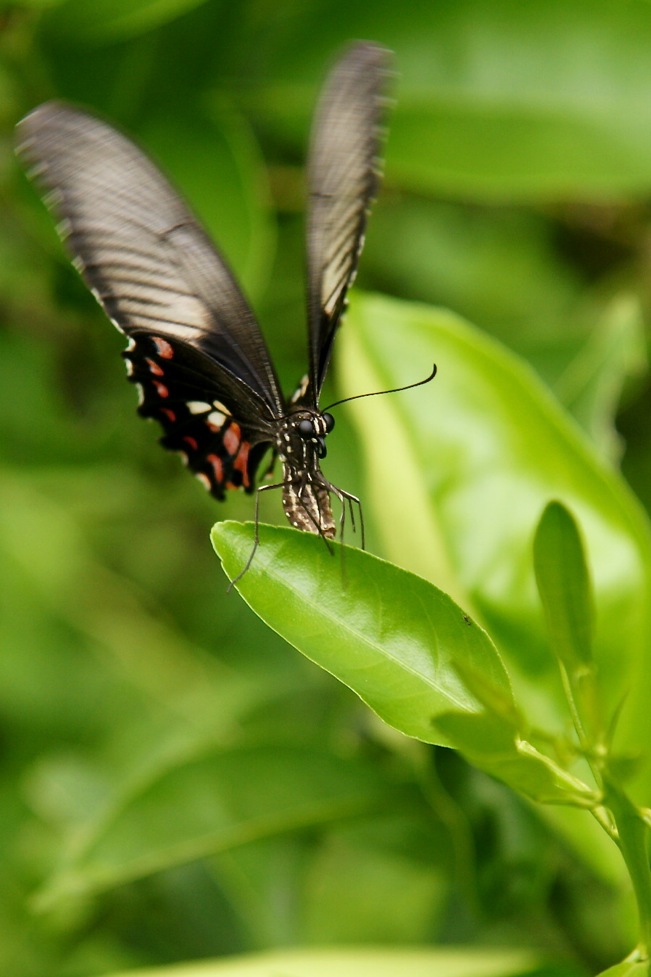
233,442,251,488
206,453,224,483
161,408,176,422
152,336,174,359
153,381,169,398
145,357,164,376
183,435,199,450
223,422,241,456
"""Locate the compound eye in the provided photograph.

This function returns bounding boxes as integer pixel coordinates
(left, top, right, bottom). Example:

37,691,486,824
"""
298,418,314,438
323,412,335,433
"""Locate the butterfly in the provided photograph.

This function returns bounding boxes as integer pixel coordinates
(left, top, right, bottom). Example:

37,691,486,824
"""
16,42,392,560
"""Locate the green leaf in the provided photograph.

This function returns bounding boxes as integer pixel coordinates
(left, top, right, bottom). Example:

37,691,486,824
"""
300,817,449,943
387,0,651,200
35,744,393,906
6,0,68,7
212,524,597,805
390,0,651,199
595,960,651,977
212,522,512,746
534,501,594,670
254,0,651,199
555,297,647,463
433,711,593,804
362,202,584,367
42,0,212,41
100,945,545,977
339,292,651,800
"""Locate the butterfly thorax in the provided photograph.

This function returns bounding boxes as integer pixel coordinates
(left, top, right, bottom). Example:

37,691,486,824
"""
276,408,336,537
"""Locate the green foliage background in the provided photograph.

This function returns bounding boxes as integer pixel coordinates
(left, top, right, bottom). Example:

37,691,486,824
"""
2,1,651,975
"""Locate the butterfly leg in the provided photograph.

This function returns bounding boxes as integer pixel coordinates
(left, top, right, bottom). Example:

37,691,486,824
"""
227,478,286,589
328,484,365,551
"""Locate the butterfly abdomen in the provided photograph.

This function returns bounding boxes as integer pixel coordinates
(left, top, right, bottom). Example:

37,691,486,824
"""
282,475,336,538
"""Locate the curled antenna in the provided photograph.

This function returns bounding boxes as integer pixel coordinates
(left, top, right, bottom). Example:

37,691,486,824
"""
323,363,437,413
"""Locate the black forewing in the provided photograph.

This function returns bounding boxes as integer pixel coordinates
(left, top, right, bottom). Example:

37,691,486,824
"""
305,42,392,402
16,101,284,421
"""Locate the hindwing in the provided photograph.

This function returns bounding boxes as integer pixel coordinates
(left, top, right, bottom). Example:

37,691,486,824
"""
124,332,274,498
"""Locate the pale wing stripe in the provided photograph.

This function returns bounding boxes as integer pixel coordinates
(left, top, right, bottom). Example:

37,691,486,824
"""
17,101,284,414
305,42,391,395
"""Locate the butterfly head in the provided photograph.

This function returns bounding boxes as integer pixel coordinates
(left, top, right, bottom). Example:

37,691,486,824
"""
279,409,335,464
296,411,335,458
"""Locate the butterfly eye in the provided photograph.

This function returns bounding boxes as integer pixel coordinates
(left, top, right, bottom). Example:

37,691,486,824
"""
323,412,335,433
298,418,314,438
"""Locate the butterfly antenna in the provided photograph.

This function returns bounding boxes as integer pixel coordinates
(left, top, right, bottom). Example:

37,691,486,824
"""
322,362,437,413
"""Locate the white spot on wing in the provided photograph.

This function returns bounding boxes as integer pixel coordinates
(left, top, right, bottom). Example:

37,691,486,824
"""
27,160,47,178
43,188,63,208
187,401,211,414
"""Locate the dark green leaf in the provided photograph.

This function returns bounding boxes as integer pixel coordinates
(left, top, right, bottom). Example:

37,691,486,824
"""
35,744,394,906
43,0,213,41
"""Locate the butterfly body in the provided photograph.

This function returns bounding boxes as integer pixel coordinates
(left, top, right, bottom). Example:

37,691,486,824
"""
16,42,391,550
277,408,336,537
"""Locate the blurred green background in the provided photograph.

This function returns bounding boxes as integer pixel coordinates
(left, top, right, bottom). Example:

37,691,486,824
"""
2,1,651,974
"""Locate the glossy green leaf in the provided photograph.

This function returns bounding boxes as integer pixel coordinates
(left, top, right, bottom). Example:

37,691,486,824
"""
35,744,393,906
212,524,598,805
213,523,512,743
339,292,651,800
102,946,544,977
534,501,594,669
